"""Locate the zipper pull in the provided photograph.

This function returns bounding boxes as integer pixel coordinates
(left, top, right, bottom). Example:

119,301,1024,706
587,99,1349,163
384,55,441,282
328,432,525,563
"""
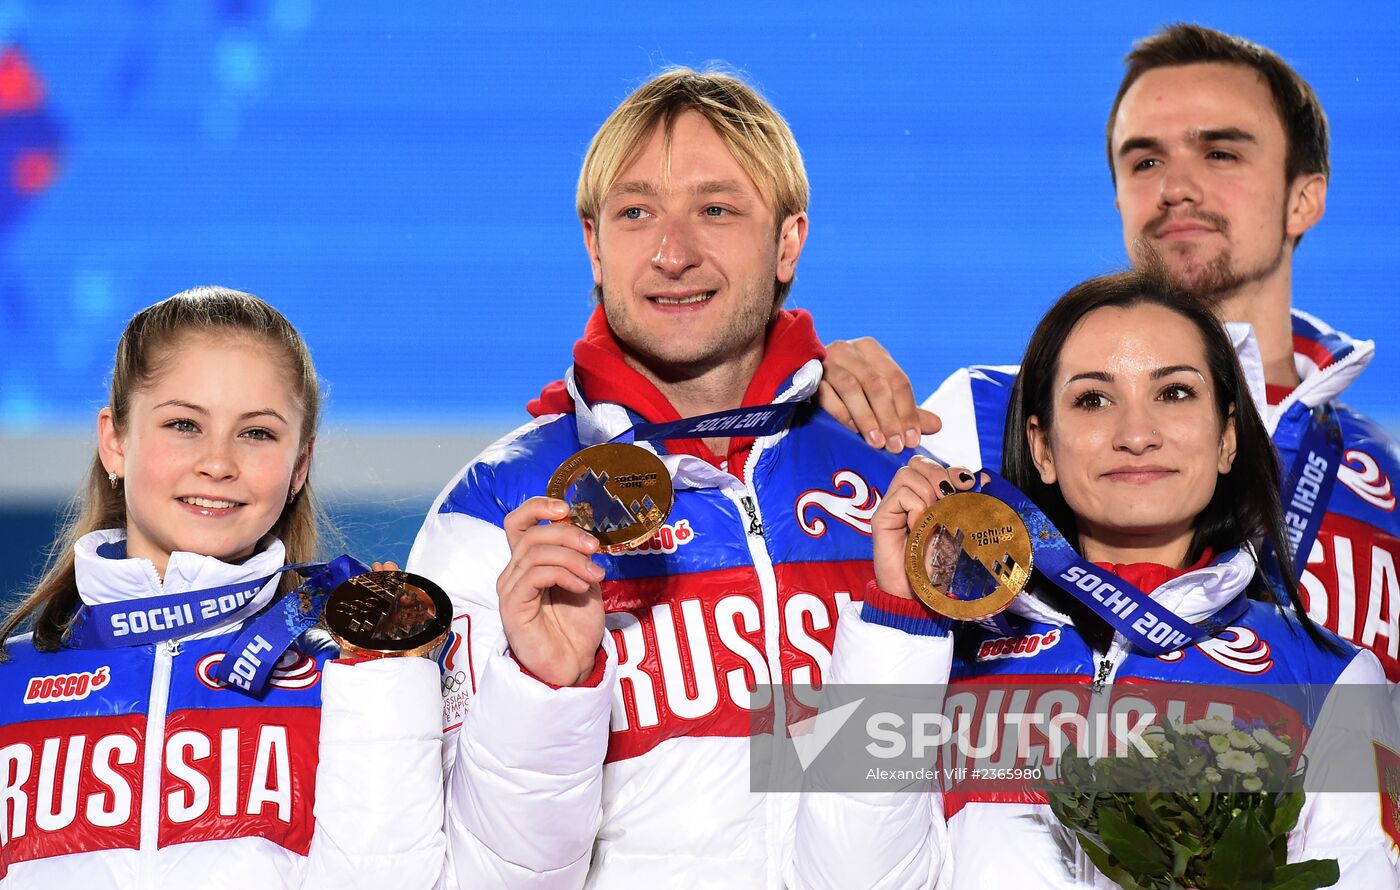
1089,657,1112,693
739,495,764,538
163,639,182,657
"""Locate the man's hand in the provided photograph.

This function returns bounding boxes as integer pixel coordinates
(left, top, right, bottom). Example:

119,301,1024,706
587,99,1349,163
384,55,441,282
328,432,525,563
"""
819,337,941,453
497,497,606,687
871,456,980,598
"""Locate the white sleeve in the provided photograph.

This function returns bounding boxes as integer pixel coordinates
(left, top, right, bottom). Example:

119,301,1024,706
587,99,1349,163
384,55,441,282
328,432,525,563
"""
408,506,613,889
1290,650,1400,886
304,657,447,890
791,602,953,890
919,368,984,471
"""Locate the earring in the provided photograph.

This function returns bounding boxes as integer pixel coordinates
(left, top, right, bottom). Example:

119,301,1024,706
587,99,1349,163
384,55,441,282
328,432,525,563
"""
287,488,299,504
108,471,120,489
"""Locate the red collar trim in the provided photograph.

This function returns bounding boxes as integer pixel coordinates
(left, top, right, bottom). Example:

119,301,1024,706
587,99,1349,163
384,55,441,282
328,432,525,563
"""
1264,382,1294,406
525,306,826,477
1092,548,1215,595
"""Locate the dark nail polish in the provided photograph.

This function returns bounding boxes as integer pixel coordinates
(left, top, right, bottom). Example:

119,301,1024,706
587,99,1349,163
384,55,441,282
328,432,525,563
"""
939,481,954,496
958,471,973,484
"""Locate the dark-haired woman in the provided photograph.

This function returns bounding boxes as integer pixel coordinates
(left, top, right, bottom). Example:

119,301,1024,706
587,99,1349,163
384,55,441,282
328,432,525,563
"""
792,270,1400,888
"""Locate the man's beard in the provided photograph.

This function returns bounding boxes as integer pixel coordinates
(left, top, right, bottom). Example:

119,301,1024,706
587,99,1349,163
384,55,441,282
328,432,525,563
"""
597,284,776,384
1134,209,1287,303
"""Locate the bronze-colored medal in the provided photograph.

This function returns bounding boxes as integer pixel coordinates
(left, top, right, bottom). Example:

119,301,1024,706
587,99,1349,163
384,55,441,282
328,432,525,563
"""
905,492,1032,620
324,570,452,657
546,442,674,553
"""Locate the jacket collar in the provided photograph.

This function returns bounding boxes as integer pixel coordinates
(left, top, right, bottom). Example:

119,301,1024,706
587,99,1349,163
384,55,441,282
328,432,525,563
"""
1226,308,1374,431
1007,547,1257,637
552,306,827,489
73,529,285,639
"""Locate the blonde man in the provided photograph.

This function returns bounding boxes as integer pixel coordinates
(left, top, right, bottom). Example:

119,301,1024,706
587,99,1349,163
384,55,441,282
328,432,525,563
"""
409,69,913,888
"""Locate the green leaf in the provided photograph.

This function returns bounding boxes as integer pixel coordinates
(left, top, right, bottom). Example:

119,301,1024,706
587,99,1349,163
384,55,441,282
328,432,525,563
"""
1132,794,1176,843
1169,839,1192,877
1266,859,1340,890
1269,791,1306,837
1077,832,1151,890
1204,811,1275,889
1098,808,1173,876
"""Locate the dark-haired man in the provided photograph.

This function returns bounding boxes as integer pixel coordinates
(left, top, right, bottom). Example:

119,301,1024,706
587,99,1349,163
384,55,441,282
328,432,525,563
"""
822,23,1400,679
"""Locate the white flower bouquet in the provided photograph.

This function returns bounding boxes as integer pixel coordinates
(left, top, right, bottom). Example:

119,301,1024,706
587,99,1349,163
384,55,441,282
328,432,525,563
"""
1046,716,1338,889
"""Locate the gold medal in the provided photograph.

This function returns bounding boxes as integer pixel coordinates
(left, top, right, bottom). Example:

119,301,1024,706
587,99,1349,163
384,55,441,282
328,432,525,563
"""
546,442,674,553
324,570,452,658
905,492,1032,620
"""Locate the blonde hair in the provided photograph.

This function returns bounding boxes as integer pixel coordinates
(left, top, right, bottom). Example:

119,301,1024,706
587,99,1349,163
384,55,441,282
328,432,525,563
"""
1,286,326,654
577,67,809,305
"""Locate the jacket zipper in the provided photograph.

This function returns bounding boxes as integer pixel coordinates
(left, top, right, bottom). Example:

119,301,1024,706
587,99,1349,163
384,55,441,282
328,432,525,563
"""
724,478,785,890
136,639,178,887
1077,637,1127,882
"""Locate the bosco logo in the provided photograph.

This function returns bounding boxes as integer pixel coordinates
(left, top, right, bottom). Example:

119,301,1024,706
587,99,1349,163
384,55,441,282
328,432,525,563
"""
23,666,110,704
618,520,695,556
976,630,1060,661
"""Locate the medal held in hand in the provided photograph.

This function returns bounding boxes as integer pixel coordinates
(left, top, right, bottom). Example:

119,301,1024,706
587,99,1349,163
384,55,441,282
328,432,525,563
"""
325,570,452,657
546,442,674,553
905,492,1033,620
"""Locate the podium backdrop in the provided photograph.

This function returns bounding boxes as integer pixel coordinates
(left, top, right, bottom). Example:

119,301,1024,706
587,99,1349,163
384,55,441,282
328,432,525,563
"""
2,3,1396,599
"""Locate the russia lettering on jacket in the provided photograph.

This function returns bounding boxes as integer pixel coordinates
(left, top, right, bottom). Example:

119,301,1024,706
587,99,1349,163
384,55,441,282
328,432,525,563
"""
0,709,317,874
602,570,857,763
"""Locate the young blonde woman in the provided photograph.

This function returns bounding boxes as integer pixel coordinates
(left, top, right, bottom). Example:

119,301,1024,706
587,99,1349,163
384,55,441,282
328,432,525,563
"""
0,288,444,889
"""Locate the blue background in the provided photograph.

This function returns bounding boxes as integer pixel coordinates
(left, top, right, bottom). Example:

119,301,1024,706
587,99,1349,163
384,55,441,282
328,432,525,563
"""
2,2,1397,601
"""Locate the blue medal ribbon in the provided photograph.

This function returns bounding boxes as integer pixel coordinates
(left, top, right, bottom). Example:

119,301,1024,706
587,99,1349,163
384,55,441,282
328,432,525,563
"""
978,471,1249,656
66,554,370,698
66,572,286,649
1264,403,1343,583
212,554,369,697
608,402,800,445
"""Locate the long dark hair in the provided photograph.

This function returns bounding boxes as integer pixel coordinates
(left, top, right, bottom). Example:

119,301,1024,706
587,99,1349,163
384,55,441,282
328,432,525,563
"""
1002,266,1337,650
1,287,327,655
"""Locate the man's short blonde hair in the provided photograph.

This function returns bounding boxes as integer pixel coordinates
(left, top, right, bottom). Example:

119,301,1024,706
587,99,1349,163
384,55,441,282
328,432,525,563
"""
577,68,809,304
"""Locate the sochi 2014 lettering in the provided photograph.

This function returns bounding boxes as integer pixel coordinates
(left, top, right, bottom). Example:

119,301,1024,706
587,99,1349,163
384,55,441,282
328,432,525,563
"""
23,667,110,704
1059,566,1193,649
194,650,321,693
690,409,777,434
1284,451,1331,551
108,584,261,639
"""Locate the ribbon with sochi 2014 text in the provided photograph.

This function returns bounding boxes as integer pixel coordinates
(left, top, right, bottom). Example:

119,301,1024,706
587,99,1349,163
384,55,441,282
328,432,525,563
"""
974,471,1248,657
65,555,369,698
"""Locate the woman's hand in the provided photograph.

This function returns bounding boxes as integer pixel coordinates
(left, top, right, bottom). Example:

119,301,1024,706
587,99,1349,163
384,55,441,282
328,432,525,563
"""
872,457,980,598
